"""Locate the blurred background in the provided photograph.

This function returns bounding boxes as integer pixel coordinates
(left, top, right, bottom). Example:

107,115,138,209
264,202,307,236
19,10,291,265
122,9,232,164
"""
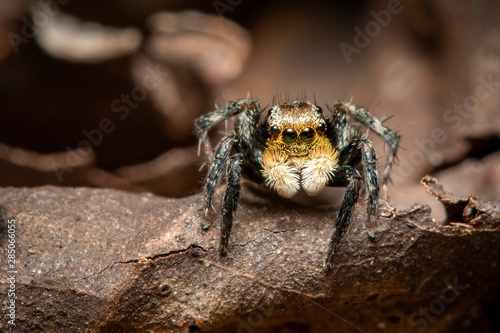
0,0,499,218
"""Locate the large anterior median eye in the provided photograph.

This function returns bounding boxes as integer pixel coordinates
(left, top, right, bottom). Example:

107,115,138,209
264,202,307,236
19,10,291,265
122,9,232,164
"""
299,127,315,142
282,128,298,143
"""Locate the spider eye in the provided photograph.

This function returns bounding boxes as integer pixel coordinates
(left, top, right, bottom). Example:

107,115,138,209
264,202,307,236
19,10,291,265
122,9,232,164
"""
299,127,315,142
282,128,298,143
270,125,280,135
316,106,323,114
317,123,326,133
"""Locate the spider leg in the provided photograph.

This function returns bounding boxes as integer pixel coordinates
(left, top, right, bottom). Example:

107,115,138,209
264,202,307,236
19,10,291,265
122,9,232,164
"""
324,139,379,270
337,138,379,233
334,102,400,184
340,139,380,238
201,135,238,229
325,166,362,270
220,154,242,254
358,139,379,237
194,99,261,159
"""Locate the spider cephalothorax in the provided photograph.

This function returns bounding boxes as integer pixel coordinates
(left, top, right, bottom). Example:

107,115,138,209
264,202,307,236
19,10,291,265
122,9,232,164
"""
195,98,400,270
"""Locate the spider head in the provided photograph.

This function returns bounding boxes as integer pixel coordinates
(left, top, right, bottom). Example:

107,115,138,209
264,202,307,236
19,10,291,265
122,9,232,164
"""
265,101,327,156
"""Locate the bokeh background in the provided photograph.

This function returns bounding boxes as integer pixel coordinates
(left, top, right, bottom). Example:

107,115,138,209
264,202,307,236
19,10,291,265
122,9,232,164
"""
1,0,500,331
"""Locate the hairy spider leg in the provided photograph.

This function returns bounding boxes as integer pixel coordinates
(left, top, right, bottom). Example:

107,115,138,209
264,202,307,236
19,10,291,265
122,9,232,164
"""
358,139,379,235
324,138,379,269
197,99,265,253
337,138,379,232
220,154,242,254
328,103,381,231
325,166,362,270
201,135,238,229
334,102,400,184
195,99,262,160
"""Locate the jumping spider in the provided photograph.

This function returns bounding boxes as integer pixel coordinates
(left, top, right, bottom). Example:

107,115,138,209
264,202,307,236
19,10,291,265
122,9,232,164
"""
195,98,400,270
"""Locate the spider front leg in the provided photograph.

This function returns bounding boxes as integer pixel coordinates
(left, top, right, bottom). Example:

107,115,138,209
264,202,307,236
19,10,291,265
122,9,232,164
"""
325,167,362,271
334,102,400,184
220,154,242,254
324,139,379,270
194,99,261,158
337,138,379,237
201,135,239,229
358,139,379,237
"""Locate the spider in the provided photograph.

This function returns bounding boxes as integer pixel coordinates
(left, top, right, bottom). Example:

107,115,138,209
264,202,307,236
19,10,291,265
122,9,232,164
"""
194,98,400,270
